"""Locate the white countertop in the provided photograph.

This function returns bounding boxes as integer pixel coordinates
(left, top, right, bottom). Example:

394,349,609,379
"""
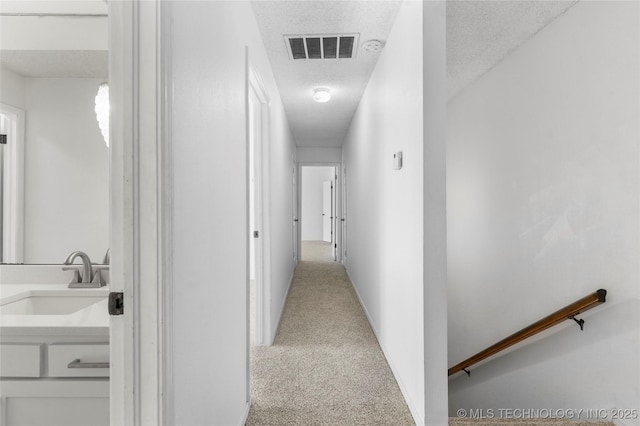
0,284,109,336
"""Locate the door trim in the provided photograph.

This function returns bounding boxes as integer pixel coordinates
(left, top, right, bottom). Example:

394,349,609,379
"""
247,61,272,347
109,1,163,424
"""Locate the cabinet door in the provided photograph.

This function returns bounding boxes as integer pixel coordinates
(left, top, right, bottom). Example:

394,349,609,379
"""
1,380,109,426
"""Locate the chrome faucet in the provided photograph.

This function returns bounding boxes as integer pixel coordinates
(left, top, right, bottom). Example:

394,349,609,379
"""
63,251,99,288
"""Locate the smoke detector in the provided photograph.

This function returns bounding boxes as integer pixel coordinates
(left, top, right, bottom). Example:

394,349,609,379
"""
362,39,384,53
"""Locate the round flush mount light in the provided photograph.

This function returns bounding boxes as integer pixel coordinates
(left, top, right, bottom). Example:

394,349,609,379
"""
362,39,384,53
313,88,331,103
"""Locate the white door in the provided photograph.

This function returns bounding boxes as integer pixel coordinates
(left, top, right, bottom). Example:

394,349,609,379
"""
292,163,298,262
322,181,332,242
331,176,336,260
249,81,264,348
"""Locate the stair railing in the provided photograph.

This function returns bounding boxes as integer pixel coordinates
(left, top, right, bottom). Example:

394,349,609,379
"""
448,289,607,377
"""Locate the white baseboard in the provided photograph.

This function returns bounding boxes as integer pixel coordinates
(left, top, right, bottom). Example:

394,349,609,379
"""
345,269,424,426
269,271,295,345
239,401,250,426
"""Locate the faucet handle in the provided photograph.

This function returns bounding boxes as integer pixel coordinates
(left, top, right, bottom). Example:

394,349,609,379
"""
62,266,82,284
91,269,107,287
103,248,110,265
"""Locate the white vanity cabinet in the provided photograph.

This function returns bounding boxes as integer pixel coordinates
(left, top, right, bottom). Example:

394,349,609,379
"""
0,336,109,426
0,278,110,426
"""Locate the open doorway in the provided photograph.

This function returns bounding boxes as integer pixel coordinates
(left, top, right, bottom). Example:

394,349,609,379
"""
299,165,339,262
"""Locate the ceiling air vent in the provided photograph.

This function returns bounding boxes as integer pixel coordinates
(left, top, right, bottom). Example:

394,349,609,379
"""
285,34,360,60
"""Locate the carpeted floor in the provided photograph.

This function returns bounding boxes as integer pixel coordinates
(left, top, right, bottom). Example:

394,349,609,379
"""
246,242,414,425
248,246,612,426
301,240,334,262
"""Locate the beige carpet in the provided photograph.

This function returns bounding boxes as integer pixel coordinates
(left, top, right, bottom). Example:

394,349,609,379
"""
246,245,414,425
301,240,334,262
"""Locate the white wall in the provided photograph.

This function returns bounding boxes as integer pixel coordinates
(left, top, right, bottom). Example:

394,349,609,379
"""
0,67,26,110
447,1,640,421
296,146,341,163
301,166,333,241
168,1,296,424
342,1,427,423
21,78,109,263
265,73,298,343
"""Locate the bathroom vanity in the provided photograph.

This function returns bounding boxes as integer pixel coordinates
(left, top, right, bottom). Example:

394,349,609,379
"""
0,266,110,426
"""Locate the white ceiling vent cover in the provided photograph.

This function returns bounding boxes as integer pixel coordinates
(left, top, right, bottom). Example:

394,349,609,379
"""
285,34,360,60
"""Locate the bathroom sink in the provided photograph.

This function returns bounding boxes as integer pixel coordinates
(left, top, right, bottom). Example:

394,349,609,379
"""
0,291,106,315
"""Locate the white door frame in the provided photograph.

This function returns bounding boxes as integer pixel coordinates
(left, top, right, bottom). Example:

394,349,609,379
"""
247,63,272,347
109,1,163,425
297,162,342,263
341,166,347,263
0,103,25,263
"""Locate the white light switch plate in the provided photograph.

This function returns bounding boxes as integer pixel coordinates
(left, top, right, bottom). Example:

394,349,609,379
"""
393,151,403,170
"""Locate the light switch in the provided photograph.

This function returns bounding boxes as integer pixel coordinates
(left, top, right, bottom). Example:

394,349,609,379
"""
393,151,403,170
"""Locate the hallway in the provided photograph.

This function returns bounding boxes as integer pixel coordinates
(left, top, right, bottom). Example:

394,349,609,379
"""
247,243,413,425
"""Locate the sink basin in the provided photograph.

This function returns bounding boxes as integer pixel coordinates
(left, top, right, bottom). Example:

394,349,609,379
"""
0,292,106,315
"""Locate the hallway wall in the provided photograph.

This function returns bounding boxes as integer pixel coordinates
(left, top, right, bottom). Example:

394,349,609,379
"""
447,1,639,419
0,67,25,109
342,1,426,423
168,1,296,424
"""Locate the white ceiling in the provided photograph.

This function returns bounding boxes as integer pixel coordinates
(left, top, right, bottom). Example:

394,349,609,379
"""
253,0,576,147
251,1,402,147
1,0,578,143
447,0,578,99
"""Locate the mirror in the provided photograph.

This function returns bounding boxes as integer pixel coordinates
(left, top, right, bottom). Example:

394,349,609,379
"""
0,1,109,264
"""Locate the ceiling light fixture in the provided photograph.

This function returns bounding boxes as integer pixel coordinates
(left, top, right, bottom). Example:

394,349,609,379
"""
95,82,109,147
362,39,384,53
313,88,331,103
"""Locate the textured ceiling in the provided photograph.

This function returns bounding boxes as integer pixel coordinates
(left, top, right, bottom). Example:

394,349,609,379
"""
251,1,402,147
447,0,578,99
0,50,108,78
254,0,576,146
2,1,580,134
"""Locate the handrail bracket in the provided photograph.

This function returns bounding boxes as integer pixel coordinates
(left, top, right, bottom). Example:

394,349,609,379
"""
569,315,585,331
